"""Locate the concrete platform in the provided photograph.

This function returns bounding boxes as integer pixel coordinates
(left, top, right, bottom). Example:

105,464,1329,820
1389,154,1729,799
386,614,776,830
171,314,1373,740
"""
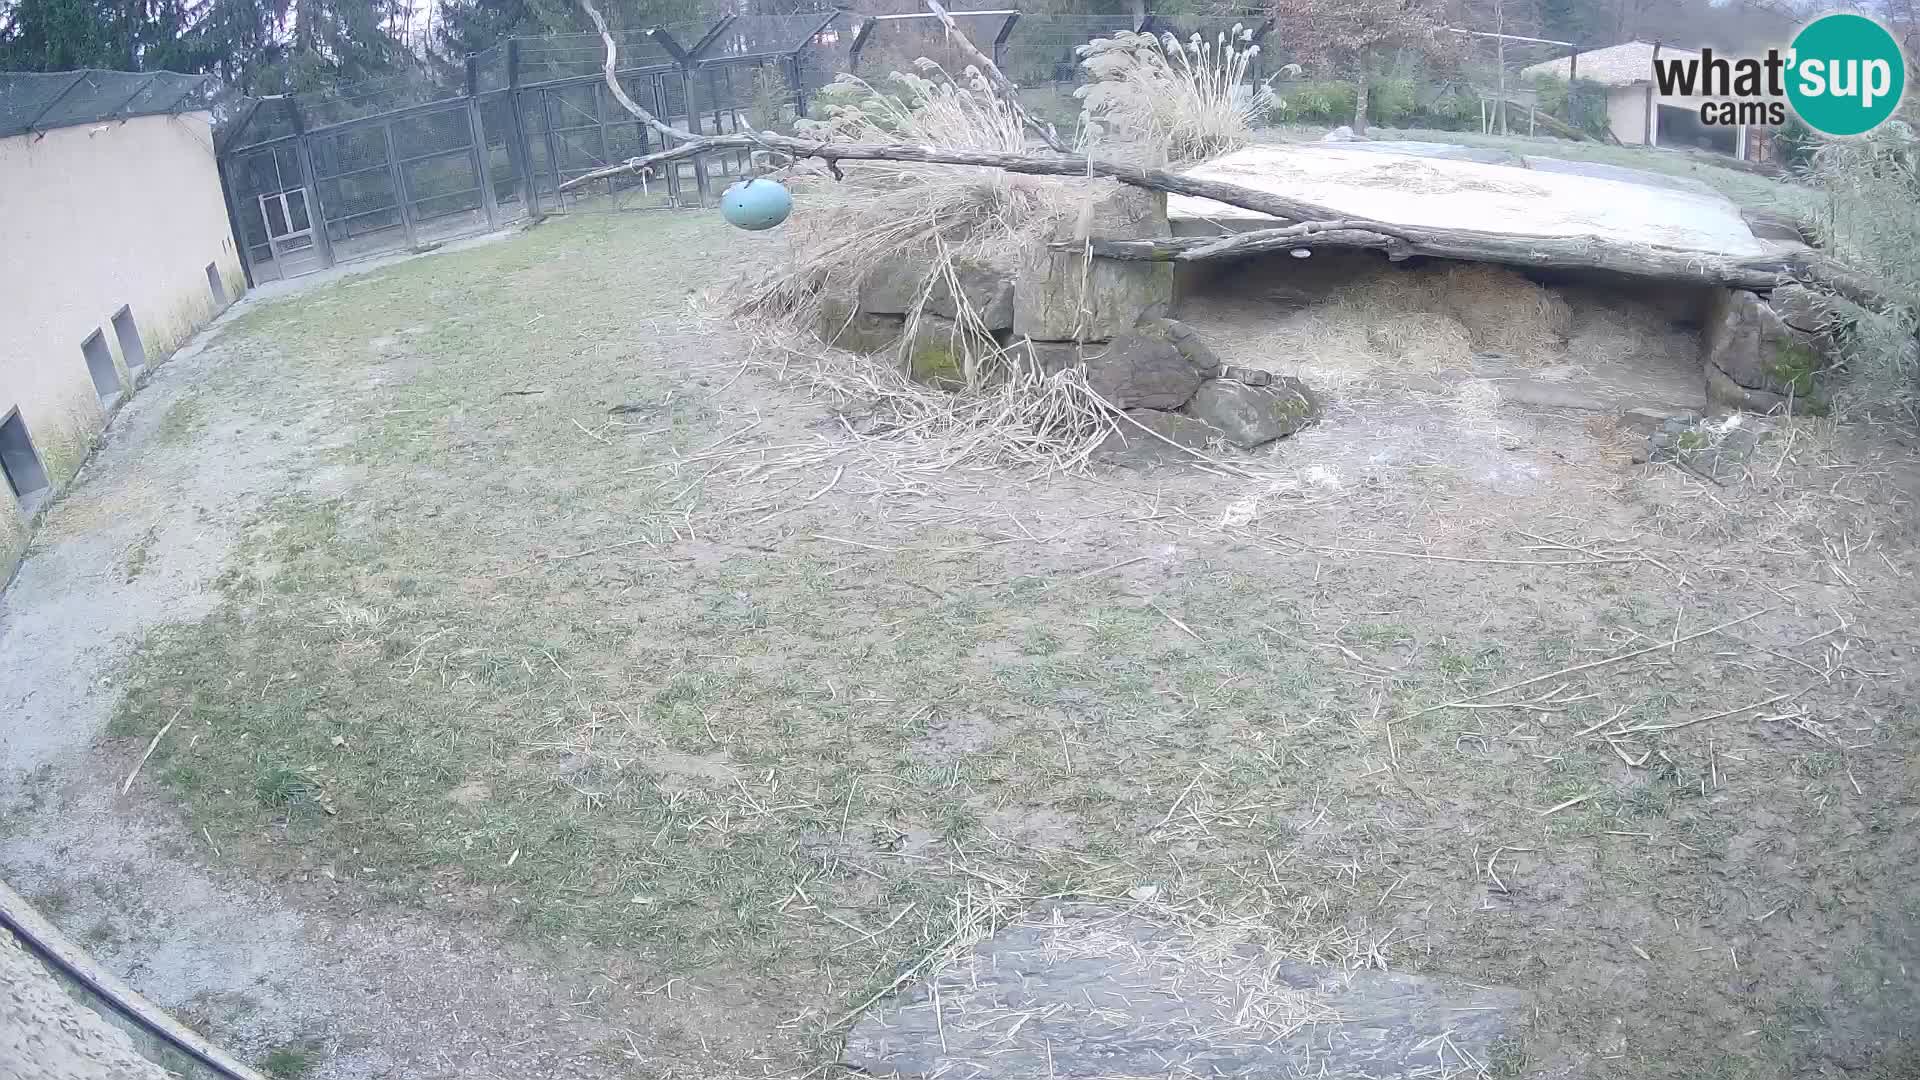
1169,144,1770,257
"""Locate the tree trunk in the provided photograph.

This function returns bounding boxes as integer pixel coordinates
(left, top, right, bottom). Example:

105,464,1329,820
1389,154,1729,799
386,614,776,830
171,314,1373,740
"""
1351,62,1369,135
1495,0,1508,135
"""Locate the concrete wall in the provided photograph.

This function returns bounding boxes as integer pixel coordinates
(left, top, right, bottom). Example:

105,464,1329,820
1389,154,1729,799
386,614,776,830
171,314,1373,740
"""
1607,85,1653,144
0,111,243,581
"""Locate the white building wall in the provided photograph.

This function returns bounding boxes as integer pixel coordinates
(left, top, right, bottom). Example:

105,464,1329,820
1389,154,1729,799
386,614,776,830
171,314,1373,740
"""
1607,85,1653,144
0,111,244,580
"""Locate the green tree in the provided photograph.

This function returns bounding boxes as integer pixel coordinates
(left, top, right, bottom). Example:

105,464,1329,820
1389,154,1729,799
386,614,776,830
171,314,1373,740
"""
0,0,412,95
430,0,704,77
1272,0,1445,133
0,0,210,71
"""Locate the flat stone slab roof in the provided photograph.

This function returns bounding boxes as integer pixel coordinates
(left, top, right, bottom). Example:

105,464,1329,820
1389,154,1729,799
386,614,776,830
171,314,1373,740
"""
1170,143,1770,258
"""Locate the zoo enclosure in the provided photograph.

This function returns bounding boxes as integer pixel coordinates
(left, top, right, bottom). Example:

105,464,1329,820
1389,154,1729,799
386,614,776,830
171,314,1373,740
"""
218,7,1462,286
216,12,842,283
217,9,1282,284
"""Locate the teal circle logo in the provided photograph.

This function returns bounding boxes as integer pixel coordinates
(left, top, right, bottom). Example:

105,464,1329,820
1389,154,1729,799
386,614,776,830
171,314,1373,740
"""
1786,13,1906,136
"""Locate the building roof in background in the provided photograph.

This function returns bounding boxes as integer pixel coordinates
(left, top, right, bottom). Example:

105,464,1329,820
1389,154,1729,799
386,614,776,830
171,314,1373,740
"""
0,70,216,140
1519,41,1699,88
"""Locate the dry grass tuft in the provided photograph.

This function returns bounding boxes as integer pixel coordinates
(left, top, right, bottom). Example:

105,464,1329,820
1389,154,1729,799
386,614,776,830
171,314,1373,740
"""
726,63,1137,472
1075,27,1274,166
746,327,1115,475
732,62,1065,342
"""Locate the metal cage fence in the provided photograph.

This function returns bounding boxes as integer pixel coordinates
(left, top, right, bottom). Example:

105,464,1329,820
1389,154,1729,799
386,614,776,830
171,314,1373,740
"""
213,7,1275,285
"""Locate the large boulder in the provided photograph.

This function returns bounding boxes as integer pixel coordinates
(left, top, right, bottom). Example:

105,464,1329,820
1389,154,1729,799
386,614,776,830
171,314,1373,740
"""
1094,409,1224,468
1014,185,1174,342
819,287,905,354
926,257,1016,331
1769,284,1842,334
1134,317,1223,377
1083,335,1202,410
818,289,904,354
1706,363,1804,416
859,254,925,315
1013,340,1084,377
1702,288,1829,413
1183,377,1321,448
904,314,969,388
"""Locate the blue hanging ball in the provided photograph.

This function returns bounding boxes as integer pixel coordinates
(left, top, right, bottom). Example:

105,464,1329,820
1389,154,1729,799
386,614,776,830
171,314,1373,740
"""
720,177,793,232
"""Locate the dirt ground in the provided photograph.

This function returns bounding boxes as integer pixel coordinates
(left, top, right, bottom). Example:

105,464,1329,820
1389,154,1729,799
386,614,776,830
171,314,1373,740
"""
3,207,1919,1080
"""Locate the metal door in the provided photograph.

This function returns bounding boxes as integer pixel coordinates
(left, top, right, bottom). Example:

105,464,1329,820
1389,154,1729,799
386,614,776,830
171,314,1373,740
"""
259,188,323,276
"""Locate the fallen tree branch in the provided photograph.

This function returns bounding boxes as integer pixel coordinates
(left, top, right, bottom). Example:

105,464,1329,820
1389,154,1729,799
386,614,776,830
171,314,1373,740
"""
559,134,1910,308
1526,109,1589,142
1081,227,1917,309
566,0,1911,315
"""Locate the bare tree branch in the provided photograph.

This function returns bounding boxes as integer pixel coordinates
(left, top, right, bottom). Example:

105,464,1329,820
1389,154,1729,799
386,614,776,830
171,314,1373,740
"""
924,0,1069,153
578,0,697,146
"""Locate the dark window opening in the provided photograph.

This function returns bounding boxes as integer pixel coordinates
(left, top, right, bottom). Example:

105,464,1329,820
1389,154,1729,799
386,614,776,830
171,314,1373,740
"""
82,329,122,404
0,409,51,513
113,306,147,370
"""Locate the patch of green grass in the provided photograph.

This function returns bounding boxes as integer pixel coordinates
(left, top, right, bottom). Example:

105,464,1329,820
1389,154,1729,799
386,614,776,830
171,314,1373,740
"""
153,397,207,447
96,208,1913,1077
254,767,320,808
260,1041,319,1079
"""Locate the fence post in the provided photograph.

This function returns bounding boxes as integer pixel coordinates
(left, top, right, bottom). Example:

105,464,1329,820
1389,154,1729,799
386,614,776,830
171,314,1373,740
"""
992,13,1020,72
682,66,711,202
1645,42,1659,146
541,88,564,199
1566,48,1579,125
848,19,876,74
790,54,806,119
382,120,421,249
593,78,615,194
465,54,501,229
284,97,336,270
505,38,541,217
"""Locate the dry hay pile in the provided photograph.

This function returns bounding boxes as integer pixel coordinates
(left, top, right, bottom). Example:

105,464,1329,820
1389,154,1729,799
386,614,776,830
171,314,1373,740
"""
1178,254,1700,379
727,31,1289,474
726,65,1131,473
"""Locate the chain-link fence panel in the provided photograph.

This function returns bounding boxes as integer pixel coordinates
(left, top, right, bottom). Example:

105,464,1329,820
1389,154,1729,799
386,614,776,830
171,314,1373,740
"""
391,103,488,240
224,143,311,282
0,69,215,138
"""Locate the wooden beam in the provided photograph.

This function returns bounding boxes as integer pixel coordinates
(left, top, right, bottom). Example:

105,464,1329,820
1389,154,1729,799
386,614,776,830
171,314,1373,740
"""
1082,228,1912,312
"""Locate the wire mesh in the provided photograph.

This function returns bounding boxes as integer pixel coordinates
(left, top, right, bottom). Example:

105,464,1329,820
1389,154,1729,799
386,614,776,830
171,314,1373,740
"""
0,69,216,138
999,14,1136,87
472,43,511,93
794,13,854,94
294,68,463,129
230,98,299,146
514,24,700,87
697,13,842,61
852,10,1018,81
